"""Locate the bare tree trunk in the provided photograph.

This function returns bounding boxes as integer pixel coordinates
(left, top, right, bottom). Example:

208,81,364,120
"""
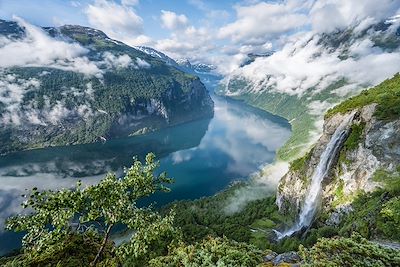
90,224,113,267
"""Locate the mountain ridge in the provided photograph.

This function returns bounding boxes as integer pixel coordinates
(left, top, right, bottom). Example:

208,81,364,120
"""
218,20,400,161
0,19,214,155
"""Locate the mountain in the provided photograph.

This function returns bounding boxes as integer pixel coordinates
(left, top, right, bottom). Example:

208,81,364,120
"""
0,19,213,155
240,52,274,67
176,59,217,74
136,47,221,92
133,46,179,67
277,74,400,240
134,48,217,75
217,20,400,161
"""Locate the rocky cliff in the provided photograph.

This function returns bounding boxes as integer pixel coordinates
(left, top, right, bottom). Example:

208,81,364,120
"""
277,75,400,225
0,19,214,155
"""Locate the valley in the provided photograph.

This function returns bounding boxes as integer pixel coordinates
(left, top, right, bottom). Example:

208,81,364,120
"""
1,2,400,266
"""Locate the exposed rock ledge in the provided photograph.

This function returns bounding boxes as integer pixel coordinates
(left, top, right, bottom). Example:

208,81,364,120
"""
277,103,400,220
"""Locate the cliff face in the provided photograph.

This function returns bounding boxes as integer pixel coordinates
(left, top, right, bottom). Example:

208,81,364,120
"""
1,76,213,155
277,103,400,220
217,21,400,161
0,20,214,155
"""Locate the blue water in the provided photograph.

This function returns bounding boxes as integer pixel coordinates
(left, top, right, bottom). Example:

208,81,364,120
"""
0,74,291,255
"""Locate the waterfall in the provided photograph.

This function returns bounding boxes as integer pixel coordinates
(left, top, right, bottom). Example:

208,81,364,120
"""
276,113,354,239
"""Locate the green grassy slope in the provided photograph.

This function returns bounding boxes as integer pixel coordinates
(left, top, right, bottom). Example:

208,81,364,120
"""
326,73,400,120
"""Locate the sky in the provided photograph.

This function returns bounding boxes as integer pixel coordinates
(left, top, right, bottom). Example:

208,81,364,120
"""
0,0,400,79
0,0,397,69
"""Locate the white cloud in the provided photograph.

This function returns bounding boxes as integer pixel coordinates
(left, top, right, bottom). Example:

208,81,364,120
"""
122,34,153,46
171,149,195,165
0,17,102,77
218,0,309,45
102,52,133,69
121,0,139,6
225,30,400,97
0,74,98,126
154,24,215,61
0,74,40,125
70,1,81,7
160,10,188,30
308,100,334,116
99,52,150,69
85,0,143,42
135,57,151,68
45,100,71,125
311,0,400,33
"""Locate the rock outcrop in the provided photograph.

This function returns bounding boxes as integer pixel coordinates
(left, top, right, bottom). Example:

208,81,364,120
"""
277,103,400,222
0,19,214,155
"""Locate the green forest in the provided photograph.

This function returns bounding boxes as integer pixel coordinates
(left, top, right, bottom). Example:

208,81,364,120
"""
1,152,399,266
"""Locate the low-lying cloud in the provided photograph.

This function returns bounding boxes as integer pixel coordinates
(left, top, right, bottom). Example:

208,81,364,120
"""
225,24,400,98
0,16,102,77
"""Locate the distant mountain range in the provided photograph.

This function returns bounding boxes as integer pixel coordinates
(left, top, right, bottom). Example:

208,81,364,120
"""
0,19,214,155
218,20,400,160
134,46,217,74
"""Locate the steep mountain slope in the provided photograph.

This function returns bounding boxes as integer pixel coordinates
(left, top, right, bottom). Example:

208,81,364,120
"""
218,21,400,161
0,19,213,155
277,74,400,239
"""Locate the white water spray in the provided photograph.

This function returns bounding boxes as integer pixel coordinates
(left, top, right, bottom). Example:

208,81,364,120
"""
276,113,354,239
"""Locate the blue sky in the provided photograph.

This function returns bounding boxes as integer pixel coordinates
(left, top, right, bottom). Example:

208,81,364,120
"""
0,0,236,39
0,0,399,73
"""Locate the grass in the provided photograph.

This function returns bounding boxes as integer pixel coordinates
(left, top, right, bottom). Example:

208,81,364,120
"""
223,73,399,163
289,148,313,173
343,122,365,150
338,169,400,240
229,91,317,161
299,233,400,267
220,77,347,161
326,73,400,120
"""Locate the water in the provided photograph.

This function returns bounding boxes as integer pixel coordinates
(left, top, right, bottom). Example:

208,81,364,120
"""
276,113,354,239
0,73,291,255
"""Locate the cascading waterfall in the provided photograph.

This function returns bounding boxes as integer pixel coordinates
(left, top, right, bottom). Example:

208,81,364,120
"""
275,113,355,239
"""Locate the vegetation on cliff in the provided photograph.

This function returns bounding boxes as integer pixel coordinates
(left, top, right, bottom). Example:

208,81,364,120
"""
326,73,400,120
300,233,400,267
1,153,399,266
0,21,213,155
338,169,400,241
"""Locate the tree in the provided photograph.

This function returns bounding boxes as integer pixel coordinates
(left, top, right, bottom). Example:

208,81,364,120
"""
299,233,400,267
148,236,264,267
6,153,177,266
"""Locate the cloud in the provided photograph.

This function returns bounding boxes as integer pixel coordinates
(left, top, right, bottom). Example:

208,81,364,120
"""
135,57,150,68
102,52,133,68
121,0,139,6
308,100,334,116
0,74,40,125
171,149,195,164
218,0,309,45
160,10,189,30
70,1,81,8
223,183,275,214
310,0,400,33
0,73,97,126
99,52,150,69
154,24,215,61
225,28,400,97
0,17,102,77
85,0,144,42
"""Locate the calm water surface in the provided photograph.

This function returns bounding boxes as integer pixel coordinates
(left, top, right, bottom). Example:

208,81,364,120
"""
0,74,291,255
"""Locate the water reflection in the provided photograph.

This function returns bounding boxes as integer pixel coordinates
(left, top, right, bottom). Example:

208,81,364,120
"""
0,93,291,255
